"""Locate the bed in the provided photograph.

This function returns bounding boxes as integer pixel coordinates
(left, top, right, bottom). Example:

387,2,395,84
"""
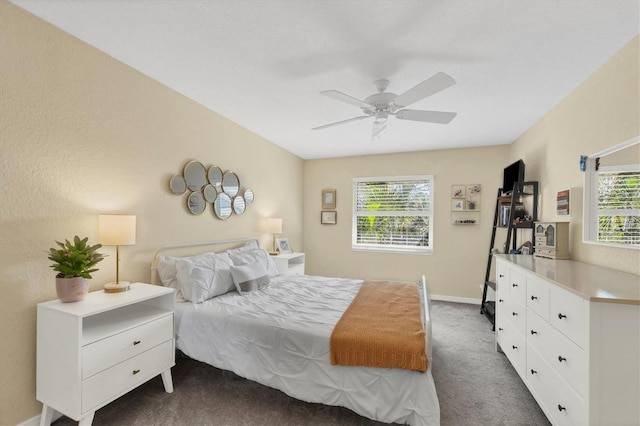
151,238,440,425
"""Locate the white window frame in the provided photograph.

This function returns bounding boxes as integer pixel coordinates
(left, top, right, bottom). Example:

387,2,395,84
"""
583,136,640,249
352,175,434,254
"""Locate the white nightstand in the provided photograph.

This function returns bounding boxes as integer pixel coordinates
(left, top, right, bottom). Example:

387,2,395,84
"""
272,252,305,275
37,283,175,426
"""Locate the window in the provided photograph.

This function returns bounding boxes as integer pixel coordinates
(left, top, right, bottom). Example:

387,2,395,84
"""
584,136,640,248
352,175,433,254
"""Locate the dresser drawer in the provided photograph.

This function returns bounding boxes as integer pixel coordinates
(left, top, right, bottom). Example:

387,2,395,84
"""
508,269,527,306
501,324,526,376
527,345,586,426
526,276,550,320
527,311,587,396
506,300,526,336
549,286,587,348
82,314,173,379
82,340,173,412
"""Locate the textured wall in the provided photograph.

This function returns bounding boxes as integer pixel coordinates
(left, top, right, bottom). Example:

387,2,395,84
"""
0,3,303,424
511,35,639,275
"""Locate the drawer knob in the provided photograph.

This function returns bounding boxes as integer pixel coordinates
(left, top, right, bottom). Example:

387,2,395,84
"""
530,295,538,300
498,327,504,331
530,329,538,335
512,312,518,316
133,340,141,346
512,345,518,350
499,299,504,303
499,274,504,278
558,355,567,362
558,404,566,412
512,283,518,287
558,313,567,319
132,369,141,375
530,369,537,375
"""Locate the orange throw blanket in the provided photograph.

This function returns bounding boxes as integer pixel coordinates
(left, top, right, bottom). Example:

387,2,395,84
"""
330,280,427,372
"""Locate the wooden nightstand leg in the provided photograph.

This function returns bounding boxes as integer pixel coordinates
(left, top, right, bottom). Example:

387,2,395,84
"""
161,369,174,393
39,404,55,426
78,411,95,426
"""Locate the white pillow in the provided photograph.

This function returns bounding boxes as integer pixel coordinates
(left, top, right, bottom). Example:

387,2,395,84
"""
225,240,259,256
229,248,279,277
230,262,270,294
175,253,236,303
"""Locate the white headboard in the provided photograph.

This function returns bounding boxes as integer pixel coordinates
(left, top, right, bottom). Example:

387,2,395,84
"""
150,237,258,285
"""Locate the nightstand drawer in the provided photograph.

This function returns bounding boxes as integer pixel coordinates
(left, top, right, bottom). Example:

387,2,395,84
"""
82,314,173,379
82,340,173,412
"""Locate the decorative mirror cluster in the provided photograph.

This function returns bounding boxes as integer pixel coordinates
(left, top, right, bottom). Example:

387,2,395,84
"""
169,161,254,219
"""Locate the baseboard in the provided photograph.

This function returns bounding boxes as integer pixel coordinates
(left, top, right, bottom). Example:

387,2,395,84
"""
18,410,63,426
430,294,481,305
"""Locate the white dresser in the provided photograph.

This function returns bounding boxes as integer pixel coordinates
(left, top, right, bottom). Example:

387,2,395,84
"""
37,283,175,426
495,255,640,426
272,252,305,275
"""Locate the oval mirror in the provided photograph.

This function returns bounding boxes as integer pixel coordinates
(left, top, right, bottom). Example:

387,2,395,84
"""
214,193,233,219
233,196,246,215
184,161,207,191
203,184,217,203
169,175,186,194
244,188,254,204
207,166,223,187
187,191,206,215
222,171,240,197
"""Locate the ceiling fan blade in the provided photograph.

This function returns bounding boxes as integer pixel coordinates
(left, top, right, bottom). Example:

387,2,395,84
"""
312,115,371,130
396,109,457,124
393,72,456,108
320,90,372,109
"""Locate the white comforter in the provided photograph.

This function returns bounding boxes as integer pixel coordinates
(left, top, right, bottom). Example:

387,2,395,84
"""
174,274,440,425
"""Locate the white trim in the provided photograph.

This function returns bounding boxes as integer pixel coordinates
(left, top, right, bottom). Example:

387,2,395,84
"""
430,294,481,305
18,411,63,426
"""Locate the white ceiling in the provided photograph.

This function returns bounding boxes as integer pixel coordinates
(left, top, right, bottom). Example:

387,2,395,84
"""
11,0,639,159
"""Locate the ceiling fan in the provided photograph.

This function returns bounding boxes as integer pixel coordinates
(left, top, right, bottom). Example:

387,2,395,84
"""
312,72,457,142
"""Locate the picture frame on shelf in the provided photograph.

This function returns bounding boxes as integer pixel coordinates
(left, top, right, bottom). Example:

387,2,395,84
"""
451,185,466,199
275,238,292,254
321,211,337,225
322,189,336,209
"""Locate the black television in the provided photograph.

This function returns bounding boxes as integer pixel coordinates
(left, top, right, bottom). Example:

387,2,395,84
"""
502,160,525,194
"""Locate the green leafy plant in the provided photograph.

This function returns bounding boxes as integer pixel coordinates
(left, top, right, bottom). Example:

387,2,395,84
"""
48,236,105,279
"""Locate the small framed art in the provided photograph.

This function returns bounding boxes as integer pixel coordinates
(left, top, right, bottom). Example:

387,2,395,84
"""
321,211,337,225
276,238,292,254
322,189,336,209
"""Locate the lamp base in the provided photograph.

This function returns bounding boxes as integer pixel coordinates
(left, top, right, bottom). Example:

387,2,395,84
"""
104,281,131,293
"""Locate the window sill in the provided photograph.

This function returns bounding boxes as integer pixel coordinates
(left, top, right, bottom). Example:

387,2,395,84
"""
351,245,432,255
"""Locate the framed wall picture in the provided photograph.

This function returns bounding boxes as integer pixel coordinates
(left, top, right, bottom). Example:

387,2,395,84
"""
275,238,292,254
451,185,466,199
322,189,336,209
321,211,337,225
451,199,465,211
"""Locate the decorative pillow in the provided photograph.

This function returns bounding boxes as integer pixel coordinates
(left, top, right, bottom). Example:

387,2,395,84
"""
230,262,270,294
229,248,279,277
225,240,259,256
175,253,236,303
156,252,212,289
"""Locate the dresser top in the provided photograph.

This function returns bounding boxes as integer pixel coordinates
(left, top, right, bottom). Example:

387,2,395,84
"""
496,255,640,305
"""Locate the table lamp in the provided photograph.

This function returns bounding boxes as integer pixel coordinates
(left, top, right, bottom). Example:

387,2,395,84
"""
266,217,282,255
98,214,136,293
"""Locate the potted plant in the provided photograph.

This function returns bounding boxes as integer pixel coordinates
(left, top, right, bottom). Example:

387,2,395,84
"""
48,236,105,302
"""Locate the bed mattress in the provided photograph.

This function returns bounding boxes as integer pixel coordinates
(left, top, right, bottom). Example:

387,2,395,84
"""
174,274,440,425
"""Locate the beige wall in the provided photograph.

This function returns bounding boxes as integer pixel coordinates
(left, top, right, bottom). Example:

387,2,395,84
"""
511,35,639,275
0,3,303,424
303,146,510,298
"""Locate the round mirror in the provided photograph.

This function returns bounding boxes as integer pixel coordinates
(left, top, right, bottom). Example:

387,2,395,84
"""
187,191,206,215
203,184,217,203
214,193,232,219
244,188,254,204
169,175,186,194
222,171,240,197
184,161,207,191
207,166,223,187
233,196,246,215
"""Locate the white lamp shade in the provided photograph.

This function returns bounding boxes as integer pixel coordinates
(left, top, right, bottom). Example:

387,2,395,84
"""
98,215,136,246
266,217,283,234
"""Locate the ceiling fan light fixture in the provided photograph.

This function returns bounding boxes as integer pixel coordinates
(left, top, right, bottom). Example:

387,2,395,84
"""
374,111,388,124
